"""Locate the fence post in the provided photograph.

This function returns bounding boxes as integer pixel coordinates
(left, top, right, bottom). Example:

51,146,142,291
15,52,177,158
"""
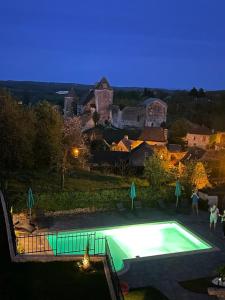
56,232,58,256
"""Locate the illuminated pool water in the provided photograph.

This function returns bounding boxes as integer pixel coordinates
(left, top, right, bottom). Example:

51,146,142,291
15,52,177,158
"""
47,222,212,272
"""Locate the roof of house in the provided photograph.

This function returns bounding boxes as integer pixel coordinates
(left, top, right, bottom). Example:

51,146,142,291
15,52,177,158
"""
167,144,182,152
130,141,154,155
187,126,212,135
181,147,206,162
103,128,141,144
138,127,166,142
120,137,133,151
91,151,129,165
142,98,167,107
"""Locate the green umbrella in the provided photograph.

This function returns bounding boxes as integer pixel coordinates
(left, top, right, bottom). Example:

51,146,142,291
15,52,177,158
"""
130,182,136,210
27,187,35,220
175,180,182,208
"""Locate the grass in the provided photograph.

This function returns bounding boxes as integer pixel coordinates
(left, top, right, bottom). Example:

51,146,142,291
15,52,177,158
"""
5,170,153,212
7,169,148,193
125,287,169,300
0,205,111,300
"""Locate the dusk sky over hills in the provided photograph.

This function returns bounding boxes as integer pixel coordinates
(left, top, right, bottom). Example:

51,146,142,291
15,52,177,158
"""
1,0,225,89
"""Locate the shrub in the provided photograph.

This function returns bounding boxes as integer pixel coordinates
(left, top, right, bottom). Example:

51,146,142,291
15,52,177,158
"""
12,184,174,212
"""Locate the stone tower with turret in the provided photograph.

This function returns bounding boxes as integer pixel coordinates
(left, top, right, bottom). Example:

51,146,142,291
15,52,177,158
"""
63,87,79,118
94,77,113,124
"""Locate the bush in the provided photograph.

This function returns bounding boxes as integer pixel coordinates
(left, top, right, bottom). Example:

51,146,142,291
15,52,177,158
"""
13,185,174,212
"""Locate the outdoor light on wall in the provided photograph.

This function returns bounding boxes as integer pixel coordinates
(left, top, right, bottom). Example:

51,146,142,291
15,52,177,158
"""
71,147,79,158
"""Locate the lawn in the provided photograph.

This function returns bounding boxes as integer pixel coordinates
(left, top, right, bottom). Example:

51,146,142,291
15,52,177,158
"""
0,205,111,300
7,170,148,193
5,170,153,212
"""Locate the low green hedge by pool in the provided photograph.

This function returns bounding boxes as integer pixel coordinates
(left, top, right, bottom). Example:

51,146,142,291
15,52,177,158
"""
13,186,174,212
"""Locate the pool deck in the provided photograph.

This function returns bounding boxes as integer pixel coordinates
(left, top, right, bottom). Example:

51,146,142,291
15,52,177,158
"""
38,208,223,300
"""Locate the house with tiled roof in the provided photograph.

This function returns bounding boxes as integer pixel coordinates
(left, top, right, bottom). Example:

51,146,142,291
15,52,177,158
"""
111,135,142,152
185,126,213,149
129,142,154,167
138,127,168,145
210,131,225,150
167,144,187,164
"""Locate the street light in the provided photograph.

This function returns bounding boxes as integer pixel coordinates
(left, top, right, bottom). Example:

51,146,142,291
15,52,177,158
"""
71,147,79,158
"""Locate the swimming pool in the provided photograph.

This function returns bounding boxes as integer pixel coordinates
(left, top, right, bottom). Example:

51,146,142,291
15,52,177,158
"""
47,221,212,272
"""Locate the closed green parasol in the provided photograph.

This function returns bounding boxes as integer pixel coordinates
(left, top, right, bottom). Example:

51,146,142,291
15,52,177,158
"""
27,187,35,220
130,182,136,210
175,180,182,208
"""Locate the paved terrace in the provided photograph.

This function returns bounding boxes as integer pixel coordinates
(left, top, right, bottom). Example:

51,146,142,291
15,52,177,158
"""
37,208,224,300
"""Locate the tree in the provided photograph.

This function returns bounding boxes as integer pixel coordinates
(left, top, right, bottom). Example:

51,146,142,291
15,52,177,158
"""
33,101,63,169
144,154,172,191
198,88,205,98
179,161,211,195
169,118,189,145
0,89,35,174
143,88,155,98
92,111,100,126
178,161,196,195
191,162,211,189
61,117,89,189
189,87,198,98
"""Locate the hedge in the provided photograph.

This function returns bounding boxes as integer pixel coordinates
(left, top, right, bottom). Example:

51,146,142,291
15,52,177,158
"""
13,186,174,212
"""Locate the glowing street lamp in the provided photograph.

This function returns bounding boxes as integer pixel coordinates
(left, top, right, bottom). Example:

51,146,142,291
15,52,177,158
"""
71,147,79,158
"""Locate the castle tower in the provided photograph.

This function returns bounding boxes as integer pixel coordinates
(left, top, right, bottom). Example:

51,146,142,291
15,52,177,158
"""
94,77,113,124
63,87,79,118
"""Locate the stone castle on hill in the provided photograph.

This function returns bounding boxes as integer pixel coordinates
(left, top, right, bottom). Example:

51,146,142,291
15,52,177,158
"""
63,77,167,130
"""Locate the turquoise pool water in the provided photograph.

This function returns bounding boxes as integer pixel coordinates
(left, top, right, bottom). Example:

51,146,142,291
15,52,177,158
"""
47,221,212,272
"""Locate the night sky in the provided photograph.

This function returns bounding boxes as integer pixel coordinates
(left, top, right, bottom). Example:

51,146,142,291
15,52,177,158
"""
0,0,225,89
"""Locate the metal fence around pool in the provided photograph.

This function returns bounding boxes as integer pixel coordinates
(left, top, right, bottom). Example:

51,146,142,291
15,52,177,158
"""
0,189,124,300
105,239,124,300
16,231,106,256
16,231,124,300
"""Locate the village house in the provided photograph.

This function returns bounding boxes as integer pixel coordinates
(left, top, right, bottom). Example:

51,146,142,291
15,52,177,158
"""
111,135,142,152
185,126,212,149
111,127,168,152
129,142,154,167
166,144,187,165
210,131,225,150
